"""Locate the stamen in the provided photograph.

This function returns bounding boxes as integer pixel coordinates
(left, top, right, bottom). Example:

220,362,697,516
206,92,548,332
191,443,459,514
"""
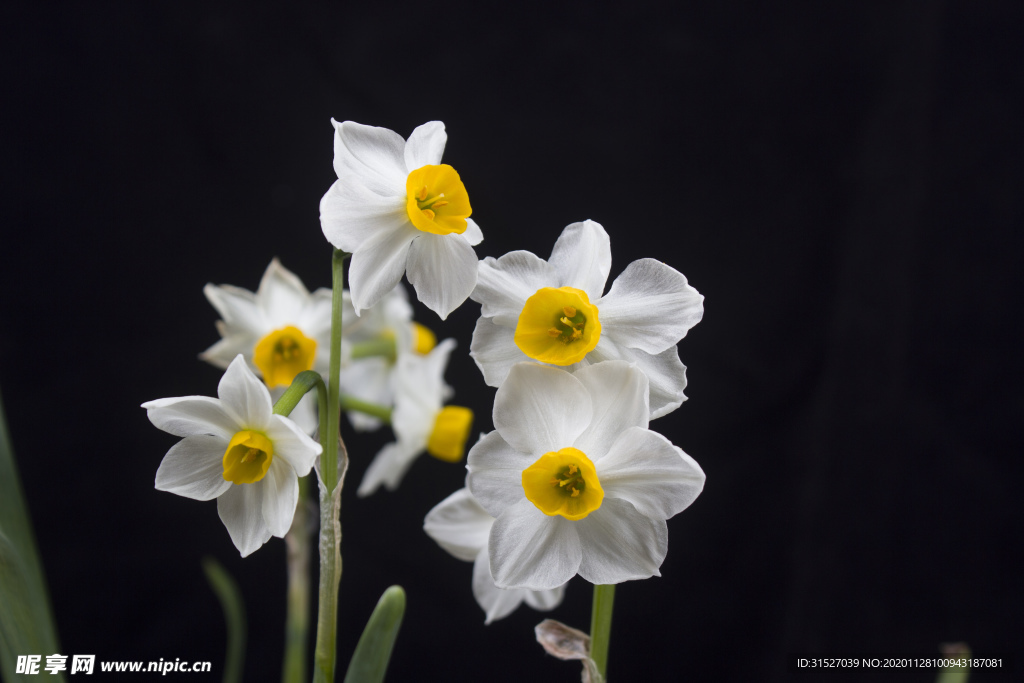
422,208,436,220
568,464,578,475
563,306,577,318
241,447,260,464
560,316,574,327
431,200,449,208
570,487,580,497
417,185,429,201
548,328,562,338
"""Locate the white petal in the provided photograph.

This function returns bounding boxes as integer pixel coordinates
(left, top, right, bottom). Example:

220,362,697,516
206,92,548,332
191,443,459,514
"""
423,488,494,562
523,584,566,612
598,427,705,519
549,220,612,300
472,549,527,624
493,363,592,456
598,258,704,353
575,499,667,584
347,224,418,315
489,499,582,590
319,179,410,253
460,217,484,246
589,338,688,419
200,335,254,371
264,414,321,476
260,458,299,537
154,434,232,501
356,442,420,497
332,120,407,195
403,121,447,170
338,357,393,431
406,232,479,320
143,396,240,440
203,283,266,336
217,355,273,428
390,339,455,445
466,431,534,518
571,361,650,461
472,250,557,325
469,317,529,388
217,483,273,557
256,258,311,328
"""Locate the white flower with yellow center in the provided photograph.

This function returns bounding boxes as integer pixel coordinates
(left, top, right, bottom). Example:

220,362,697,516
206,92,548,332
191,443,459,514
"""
143,355,322,557
201,258,332,388
319,120,484,320
357,339,474,497
337,283,437,431
467,361,705,590
425,487,566,623
470,220,703,418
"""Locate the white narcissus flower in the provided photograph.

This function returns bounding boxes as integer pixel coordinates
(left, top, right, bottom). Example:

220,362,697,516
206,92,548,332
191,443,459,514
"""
467,361,705,590
357,339,473,497
201,258,333,388
319,120,484,320
470,220,703,419
425,487,565,624
144,355,322,557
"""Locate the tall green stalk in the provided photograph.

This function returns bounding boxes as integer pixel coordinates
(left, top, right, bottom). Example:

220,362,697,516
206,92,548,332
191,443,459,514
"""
589,584,616,679
312,249,349,682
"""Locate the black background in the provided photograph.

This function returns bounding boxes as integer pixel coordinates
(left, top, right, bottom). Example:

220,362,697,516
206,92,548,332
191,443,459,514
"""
2,1,1022,681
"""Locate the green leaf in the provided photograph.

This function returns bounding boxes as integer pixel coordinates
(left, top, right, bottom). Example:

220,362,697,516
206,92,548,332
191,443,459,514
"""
343,586,406,683
202,557,247,683
0,387,64,682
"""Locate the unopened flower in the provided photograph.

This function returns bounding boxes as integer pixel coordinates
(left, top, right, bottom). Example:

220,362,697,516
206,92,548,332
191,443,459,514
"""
467,361,705,590
470,220,703,418
144,356,321,556
425,487,565,623
357,339,473,497
319,120,483,319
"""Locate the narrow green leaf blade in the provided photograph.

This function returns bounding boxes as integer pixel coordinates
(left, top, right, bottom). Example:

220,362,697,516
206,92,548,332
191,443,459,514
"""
0,387,64,682
343,586,406,683
202,557,247,683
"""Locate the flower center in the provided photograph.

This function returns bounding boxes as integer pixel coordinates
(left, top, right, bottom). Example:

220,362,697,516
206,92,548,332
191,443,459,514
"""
222,430,274,484
513,287,602,365
405,164,472,236
522,447,604,520
427,406,474,462
253,326,317,388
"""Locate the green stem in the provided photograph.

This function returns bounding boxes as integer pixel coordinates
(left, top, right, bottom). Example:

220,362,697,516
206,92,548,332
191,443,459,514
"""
589,584,616,679
338,395,392,424
349,338,396,362
313,249,349,683
272,371,328,421
281,476,310,683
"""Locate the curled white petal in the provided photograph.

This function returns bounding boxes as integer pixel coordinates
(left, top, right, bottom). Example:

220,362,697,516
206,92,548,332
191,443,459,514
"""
264,414,321,476
257,258,312,328
357,442,419,497
472,549,528,624
154,434,232,501
589,338,688,419
598,258,704,353
217,355,273,429
461,217,484,246
346,225,418,315
259,458,300,538
332,120,407,196
319,180,409,254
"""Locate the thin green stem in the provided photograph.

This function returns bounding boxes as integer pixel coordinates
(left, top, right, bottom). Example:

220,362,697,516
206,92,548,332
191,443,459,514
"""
338,395,392,424
589,584,616,680
272,371,328,421
348,338,396,362
313,249,349,683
